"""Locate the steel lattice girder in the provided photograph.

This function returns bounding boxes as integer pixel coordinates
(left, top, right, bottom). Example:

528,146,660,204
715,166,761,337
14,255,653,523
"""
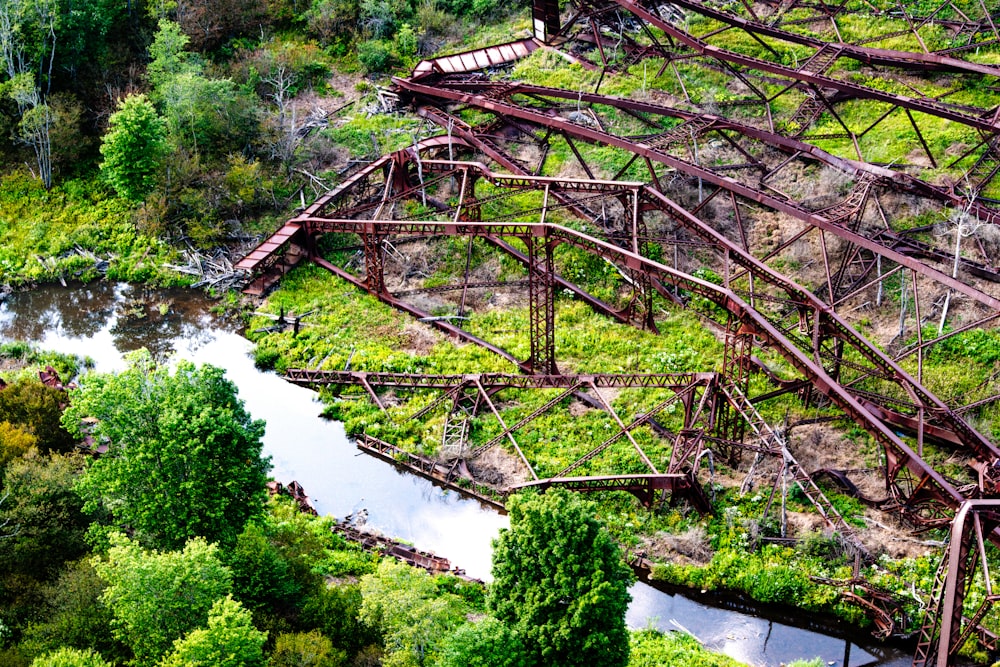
540,0,1000,197
638,0,1000,76
913,500,1000,667
291,367,720,510
752,0,1000,57
556,0,1000,133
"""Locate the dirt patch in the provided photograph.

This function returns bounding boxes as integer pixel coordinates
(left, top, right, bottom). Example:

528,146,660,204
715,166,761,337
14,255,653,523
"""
469,446,530,487
640,525,714,566
400,321,442,356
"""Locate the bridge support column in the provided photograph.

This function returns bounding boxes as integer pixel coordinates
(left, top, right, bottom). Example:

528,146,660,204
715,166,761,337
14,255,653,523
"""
363,231,387,295
526,231,557,375
532,0,561,42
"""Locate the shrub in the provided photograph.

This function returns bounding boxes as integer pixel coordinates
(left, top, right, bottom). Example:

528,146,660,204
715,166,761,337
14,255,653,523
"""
357,40,396,74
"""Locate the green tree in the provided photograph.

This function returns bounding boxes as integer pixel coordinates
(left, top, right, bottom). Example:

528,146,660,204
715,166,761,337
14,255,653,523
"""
0,421,36,471
30,647,112,667
359,560,466,667
226,520,305,632
488,490,633,667
99,94,167,203
158,596,266,667
0,451,90,581
22,559,125,662
147,20,199,91
0,451,91,638
158,73,257,157
268,631,344,667
436,618,526,667
0,377,77,454
300,583,376,658
64,350,270,550
94,534,233,664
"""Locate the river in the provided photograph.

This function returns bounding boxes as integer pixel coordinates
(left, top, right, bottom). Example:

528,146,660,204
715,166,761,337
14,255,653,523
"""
0,282,914,667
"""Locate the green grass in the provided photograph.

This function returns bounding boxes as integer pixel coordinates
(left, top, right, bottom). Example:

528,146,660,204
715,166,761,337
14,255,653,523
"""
0,172,182,286
629,629,748,666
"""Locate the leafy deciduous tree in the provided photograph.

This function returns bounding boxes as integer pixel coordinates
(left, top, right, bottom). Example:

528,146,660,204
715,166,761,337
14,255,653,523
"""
436,617,526,667
268,630,345,667
158,595,266,667
0,377,76,454
22,559,124,662
0,451,90,580
64,350,270,550
0,421,36,471
488,489,633,667
99,94,167,202
359,560,466,667
94,534,233,664
30,647,112,667
147,20,199,92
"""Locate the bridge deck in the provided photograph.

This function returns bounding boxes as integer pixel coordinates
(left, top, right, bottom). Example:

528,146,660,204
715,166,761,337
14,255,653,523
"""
235,221,302,272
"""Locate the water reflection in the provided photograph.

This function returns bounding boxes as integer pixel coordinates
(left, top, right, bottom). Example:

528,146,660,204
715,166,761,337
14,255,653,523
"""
627,583,911,666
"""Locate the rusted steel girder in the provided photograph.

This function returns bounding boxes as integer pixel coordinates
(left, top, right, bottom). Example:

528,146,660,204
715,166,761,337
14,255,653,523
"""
543,0,1000,195
407,74,1000,231
913,500,1000,667
394,78,1000,312
289,365,720,504
241,151,999,528
284,369,718,390
293,210,983,526
658,0,1000,76
568,0,1000,137
526,232,557,374
756,0,1000,55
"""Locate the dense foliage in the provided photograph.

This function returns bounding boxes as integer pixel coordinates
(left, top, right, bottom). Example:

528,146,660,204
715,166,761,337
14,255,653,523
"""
490,490,634,667
63,350,270,550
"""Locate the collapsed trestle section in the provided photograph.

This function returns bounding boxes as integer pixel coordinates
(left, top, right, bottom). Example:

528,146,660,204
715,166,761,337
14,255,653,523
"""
240,151,996,529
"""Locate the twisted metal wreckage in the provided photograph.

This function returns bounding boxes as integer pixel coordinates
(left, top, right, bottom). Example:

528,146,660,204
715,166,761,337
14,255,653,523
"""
237,1,1000,663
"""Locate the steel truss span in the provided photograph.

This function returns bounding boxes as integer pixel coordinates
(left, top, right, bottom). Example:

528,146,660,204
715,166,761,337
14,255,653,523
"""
238,145,1000,662
241,150,993,516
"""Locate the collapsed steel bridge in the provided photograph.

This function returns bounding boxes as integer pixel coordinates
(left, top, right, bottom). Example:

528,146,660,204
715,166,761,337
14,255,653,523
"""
237,1,1000,663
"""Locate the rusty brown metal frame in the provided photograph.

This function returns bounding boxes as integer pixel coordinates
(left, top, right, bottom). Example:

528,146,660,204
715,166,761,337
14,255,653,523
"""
289,368,719,507
913,500,1000,667
756,0,1000,56
290,156,997,454
394,78,1000,312
240,149,1000,660
398,80,1000,423
662,0,1000,76
263,158,998,523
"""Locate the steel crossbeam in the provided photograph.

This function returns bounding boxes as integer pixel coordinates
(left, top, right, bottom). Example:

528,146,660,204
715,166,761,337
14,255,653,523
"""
284,368,717,390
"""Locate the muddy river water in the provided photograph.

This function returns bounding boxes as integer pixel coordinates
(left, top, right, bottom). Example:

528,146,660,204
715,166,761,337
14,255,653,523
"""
0,282,914,667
